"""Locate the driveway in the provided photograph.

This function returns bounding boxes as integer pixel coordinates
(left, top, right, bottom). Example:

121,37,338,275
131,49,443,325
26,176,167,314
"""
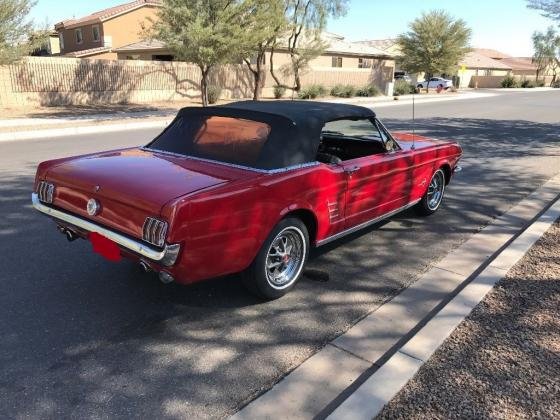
0,90,559,418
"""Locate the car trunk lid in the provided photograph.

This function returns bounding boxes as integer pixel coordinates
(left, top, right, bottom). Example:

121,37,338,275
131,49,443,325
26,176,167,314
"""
45,148,254,239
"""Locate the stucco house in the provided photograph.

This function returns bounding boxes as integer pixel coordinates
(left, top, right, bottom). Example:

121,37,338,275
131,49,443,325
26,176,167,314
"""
115,32,394,70
457,50,512,88
54,0,161,59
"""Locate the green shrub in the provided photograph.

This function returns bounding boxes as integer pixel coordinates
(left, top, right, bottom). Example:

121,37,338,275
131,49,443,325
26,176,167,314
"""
501,75,518,88
520,79,535,88
207,85,222,104
298,84,327,99
273,85,286,99
535,79,545,87
330,84,344,97
356,84,381,97
552,80,560,88
330,84,356,98
393,79,414,96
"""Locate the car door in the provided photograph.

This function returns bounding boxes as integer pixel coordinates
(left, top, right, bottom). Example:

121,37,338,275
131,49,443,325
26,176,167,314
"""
338,119,413,229
428,77,439,88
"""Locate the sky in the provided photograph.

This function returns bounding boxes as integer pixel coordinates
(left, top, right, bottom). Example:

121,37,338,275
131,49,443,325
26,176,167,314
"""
30,0,556,56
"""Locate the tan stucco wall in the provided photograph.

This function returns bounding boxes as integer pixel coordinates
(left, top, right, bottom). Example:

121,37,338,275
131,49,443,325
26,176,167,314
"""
0,56,397,108
59,23,104,54
457,68,510,88
59,5,158,57
102,6,158,49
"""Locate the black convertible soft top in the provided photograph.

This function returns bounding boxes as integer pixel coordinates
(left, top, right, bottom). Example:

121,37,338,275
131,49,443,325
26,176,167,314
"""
150,100,376,170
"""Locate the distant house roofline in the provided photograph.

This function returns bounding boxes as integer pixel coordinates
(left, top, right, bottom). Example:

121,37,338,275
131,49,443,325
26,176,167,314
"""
64,46,113,58
461,51,512,70
55,0,161,30
116,34,395,59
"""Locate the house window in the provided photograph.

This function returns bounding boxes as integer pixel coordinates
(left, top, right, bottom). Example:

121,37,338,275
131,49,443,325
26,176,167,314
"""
359,58,372,68
152,55,174,61
92,25,100,42
332,56,342,67
59,33,64,50
75,28,83,44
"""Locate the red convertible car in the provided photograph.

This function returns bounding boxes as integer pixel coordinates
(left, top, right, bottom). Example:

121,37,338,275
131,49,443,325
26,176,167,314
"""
32,101,462,299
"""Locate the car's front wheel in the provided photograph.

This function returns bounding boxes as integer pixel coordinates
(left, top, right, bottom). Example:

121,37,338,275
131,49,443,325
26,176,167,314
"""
415,168,446,216
417,84,423,89
242,217,309,299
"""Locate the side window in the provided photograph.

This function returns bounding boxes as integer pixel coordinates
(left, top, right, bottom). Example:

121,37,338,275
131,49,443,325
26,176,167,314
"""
375,119,400,152
322,118,381,140
75,28,83,44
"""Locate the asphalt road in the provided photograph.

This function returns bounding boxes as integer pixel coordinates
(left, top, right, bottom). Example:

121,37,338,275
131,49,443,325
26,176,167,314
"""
1,91,559,419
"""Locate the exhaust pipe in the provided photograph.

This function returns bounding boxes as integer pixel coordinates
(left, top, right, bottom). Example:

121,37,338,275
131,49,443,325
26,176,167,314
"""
65,230,77,242
139,261,151,273
159,271,174,284
57,225,78,242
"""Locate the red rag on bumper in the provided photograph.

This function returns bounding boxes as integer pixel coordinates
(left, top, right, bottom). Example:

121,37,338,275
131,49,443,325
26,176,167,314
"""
90,232,122,262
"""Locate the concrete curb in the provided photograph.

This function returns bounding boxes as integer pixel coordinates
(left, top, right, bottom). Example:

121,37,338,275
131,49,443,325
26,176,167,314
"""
325,92,497,108
328,196,560,419
0,119,171,143
231,173,560,419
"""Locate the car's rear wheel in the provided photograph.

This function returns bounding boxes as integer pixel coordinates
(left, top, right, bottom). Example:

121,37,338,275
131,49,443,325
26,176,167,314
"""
242,217,309,299
415,169,446,216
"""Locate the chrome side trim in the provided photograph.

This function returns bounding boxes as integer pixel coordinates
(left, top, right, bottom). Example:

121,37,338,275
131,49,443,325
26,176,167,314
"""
142,147,320,174
316,199,421,246
31,193,179,266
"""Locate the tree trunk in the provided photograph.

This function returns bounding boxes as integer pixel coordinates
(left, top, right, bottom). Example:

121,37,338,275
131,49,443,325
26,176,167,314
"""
269,46,290,90
200,66,209,107
253,53,264,100
293,63,301,92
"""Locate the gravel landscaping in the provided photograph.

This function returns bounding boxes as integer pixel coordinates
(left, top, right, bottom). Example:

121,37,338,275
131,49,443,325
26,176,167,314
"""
377,219,560,420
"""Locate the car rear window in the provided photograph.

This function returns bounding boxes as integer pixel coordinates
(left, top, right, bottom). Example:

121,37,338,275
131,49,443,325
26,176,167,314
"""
148,115,271,167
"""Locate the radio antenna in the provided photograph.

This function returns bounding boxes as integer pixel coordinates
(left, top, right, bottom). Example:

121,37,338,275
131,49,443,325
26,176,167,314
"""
411,88,416,150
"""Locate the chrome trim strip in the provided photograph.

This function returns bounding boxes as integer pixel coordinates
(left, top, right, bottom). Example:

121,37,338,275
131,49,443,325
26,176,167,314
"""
142,147,320,174
316,199,421,246
32,193,178,265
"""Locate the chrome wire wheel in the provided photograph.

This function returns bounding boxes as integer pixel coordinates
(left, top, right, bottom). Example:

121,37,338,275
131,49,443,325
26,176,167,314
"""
265,226,306,290
427,170,445,210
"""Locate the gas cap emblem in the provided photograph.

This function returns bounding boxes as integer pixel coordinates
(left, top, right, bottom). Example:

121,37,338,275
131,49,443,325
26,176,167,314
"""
87,198,101,216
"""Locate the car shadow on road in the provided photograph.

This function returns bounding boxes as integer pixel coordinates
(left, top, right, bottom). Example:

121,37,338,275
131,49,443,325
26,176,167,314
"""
0,117,559,418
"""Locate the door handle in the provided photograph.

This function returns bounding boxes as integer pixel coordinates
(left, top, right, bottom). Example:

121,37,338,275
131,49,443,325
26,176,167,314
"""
344,165,360,175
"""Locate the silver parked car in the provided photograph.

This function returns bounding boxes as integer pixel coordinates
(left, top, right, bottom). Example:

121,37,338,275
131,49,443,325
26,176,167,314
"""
417,77,453,89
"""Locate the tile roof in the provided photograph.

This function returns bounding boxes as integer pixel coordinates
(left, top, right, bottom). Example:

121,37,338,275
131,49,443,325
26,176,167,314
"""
114,39,167,52
354,39,398,51
55,0,161,30
116,32,394,58
460,51,512,70
499,57,537,71
64,46,112,57
473,48,511,60
326,37,393,57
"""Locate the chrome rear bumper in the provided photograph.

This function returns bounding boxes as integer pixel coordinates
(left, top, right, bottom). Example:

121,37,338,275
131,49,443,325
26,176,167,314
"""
31,193,180,266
